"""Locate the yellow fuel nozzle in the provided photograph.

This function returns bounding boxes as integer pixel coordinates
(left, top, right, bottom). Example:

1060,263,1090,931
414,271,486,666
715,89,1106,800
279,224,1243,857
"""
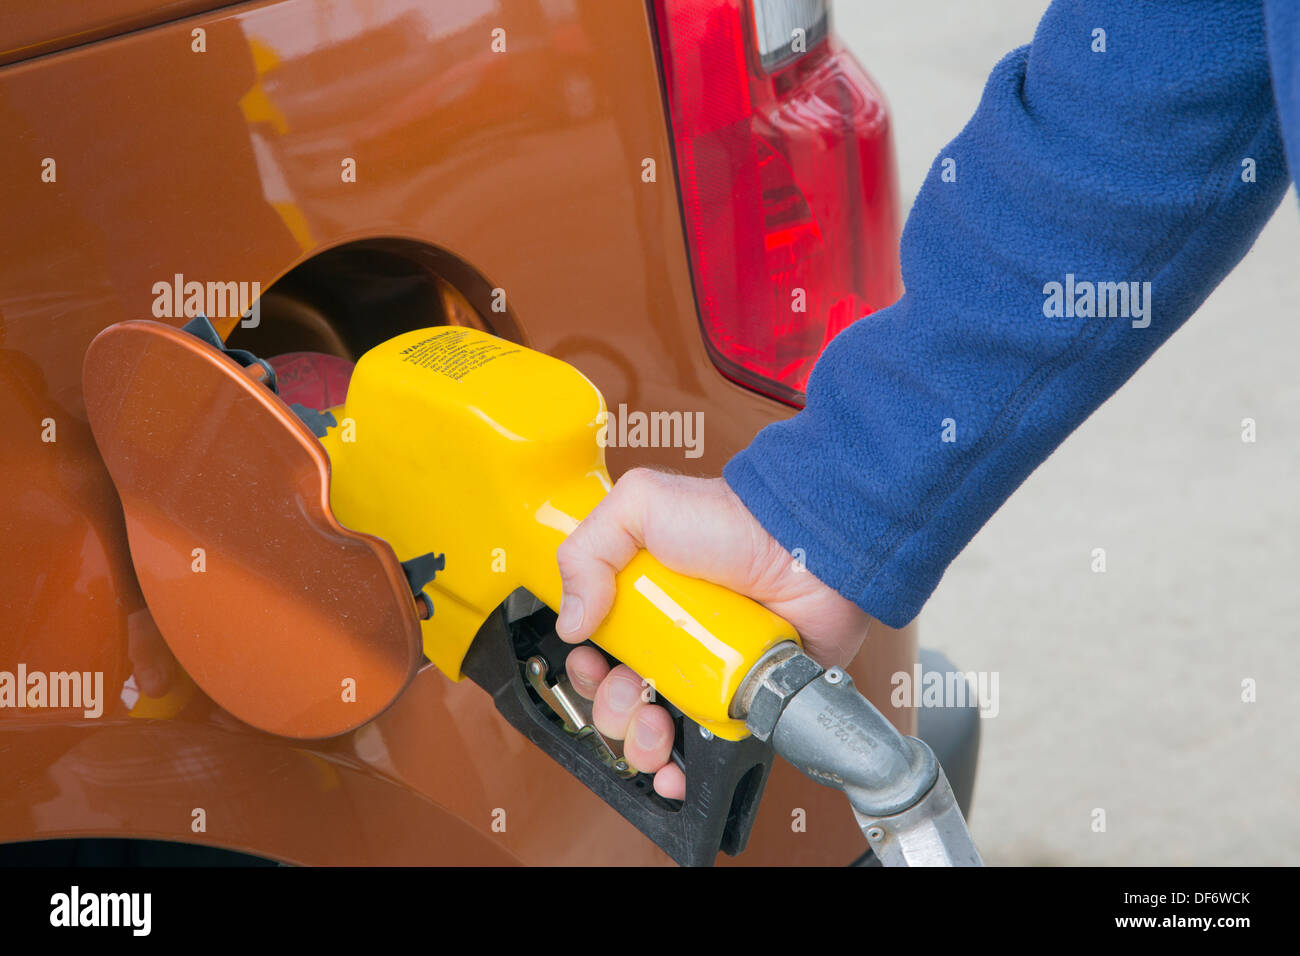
319,327,799,739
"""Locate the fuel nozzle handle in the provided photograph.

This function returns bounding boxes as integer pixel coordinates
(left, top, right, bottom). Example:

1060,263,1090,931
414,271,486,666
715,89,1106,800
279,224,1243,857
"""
735,644,984,867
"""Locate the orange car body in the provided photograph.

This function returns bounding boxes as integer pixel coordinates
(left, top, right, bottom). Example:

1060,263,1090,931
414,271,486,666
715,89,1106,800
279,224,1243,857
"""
0,0,907,864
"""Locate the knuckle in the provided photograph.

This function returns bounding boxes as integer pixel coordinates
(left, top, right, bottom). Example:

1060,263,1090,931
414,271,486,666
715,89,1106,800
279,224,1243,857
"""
554,555,578,584
610,663,639,682
555,536,588,576
617,467,660,497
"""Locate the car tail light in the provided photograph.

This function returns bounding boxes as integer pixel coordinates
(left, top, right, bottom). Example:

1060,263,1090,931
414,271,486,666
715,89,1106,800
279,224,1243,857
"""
652,0,901,406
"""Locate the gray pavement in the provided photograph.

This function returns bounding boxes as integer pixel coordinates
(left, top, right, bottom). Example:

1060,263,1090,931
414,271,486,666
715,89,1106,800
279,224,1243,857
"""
835,0,1300,865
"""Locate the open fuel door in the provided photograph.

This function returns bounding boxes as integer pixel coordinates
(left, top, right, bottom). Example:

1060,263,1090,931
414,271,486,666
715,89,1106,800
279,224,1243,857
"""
82,318,425,739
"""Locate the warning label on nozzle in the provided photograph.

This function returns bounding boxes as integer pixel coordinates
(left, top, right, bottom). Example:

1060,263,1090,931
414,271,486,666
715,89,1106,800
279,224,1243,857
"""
398,328,520,382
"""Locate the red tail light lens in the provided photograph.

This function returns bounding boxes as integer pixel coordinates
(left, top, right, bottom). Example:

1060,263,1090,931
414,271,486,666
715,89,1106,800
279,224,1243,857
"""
652,0,902,406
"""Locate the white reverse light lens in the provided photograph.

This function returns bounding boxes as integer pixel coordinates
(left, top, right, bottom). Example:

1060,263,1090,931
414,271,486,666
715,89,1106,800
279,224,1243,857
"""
751,0,829,72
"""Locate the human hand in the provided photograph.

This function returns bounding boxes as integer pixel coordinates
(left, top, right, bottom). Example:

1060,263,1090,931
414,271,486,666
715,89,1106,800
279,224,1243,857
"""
554,469,870,799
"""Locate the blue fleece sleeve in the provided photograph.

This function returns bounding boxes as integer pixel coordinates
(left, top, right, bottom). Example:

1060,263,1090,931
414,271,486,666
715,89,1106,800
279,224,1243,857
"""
724,0,1289,628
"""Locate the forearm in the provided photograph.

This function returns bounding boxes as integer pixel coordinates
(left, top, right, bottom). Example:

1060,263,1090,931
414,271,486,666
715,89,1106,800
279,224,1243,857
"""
726,0,1289,627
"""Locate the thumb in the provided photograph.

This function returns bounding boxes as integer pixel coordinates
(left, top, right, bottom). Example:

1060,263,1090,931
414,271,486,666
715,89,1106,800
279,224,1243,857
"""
554,469,656,642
